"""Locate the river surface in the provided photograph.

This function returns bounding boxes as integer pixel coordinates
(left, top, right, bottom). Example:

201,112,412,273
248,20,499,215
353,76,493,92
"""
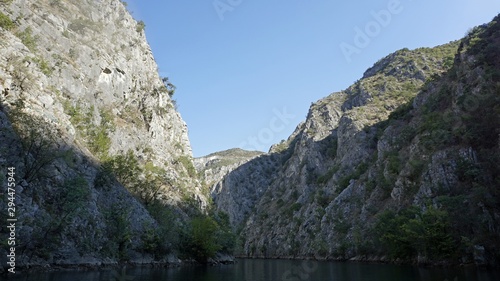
5,259,500,281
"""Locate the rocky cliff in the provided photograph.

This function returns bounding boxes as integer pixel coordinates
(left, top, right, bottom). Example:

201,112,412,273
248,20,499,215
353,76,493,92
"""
212,17,500,266
0,0,209,270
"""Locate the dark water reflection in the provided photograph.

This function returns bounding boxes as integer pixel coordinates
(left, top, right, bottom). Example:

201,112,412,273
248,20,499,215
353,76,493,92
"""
5,259,500,281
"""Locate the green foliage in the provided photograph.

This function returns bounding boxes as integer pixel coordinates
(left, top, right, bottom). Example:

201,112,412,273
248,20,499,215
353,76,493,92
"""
316,165,339,185
184,216,220,262
386,152,401,175
455,158,482,184
313,238,329,257
375,209,415,258
101,151,170,205
459,98,499,150
101,150,139,184
315,190,332,208
102,204,132,261
375,206,456,260
25,175,91,261
142,202,178,257
0,11,14,30
407,158,426,182
324,137,338,159
177,155,197,178
388,101,413,121
64,102,89,126
35,57,53,76
63,104,114,159
272,140,288,153
141,223,162,257
136,20,145,33
160,76,176,97
88,126,111,158
178,208,236,262
290,202,302,213
211,211,236,253
8,109,63,183
88,109,114,158
337,162,369,191
284,202,302,217
59,176,91,214
16,27,37,52
333,216,351,235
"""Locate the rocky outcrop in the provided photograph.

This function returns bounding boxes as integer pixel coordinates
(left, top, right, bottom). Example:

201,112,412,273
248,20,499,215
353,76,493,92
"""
0,0,205,270
213,18,500,265
194,148,263,192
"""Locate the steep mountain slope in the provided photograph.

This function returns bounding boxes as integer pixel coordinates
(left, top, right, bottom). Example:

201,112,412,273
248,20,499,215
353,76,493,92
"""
0,0,209,269
213,17,500,265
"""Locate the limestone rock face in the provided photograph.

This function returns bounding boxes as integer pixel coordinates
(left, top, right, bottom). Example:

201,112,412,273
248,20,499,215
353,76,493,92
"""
0,0,204,268
194,148,263,191
213,20,500,265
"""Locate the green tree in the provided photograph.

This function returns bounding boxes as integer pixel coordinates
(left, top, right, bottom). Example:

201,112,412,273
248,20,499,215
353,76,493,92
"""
8,108,64,183
142,201,179,257
187,216,220,262
375,206,455,261
24,176,90,261
161,76,176,97
103,203,132,261
211,211,236,253
136,20,145,33
104,150,141,188
408,206,455,259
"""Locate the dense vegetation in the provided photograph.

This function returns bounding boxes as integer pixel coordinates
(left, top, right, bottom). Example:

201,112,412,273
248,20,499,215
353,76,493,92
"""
366,17,500,264
92,142,236,262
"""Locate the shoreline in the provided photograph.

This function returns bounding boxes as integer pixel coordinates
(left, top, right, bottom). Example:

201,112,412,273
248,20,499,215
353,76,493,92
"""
0,254,236,274
3,254,497,274
233,255,499,269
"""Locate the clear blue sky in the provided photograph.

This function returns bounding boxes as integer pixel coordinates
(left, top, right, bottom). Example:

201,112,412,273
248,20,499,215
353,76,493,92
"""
126,0,500,157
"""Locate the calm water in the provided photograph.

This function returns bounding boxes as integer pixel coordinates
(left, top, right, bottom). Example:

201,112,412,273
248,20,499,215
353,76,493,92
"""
4,259,500,281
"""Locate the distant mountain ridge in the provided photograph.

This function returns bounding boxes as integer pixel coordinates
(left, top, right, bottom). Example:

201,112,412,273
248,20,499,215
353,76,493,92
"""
210,16,500,266
194,148,263,192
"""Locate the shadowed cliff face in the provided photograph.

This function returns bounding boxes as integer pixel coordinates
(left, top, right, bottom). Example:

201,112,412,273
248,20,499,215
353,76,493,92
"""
1,0,499,270
0,0,208,268
212,17,500,265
